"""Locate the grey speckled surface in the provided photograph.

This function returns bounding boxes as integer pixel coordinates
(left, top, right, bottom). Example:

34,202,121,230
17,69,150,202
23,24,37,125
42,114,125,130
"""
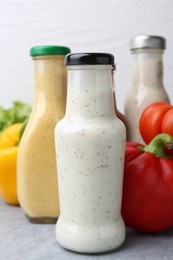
0,199,173,260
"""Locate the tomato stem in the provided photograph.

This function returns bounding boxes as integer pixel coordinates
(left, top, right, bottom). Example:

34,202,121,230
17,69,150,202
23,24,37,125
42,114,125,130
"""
138,133,173,159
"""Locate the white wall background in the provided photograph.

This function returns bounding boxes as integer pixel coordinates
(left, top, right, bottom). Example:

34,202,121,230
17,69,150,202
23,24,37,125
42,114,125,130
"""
0,0,173,113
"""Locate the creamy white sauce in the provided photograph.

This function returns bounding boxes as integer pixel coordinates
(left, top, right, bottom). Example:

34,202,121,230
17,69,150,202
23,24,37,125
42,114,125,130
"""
125,50,169,143
55,65,126,253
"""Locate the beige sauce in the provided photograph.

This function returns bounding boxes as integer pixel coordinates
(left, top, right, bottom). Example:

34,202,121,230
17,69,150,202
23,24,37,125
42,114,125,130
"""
17,56,67,222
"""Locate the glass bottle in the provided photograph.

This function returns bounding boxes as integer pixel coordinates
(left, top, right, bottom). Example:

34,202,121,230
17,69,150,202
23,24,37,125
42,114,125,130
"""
124,35,170,143
17,45,70,223
55,53,126,253
112,67,127,127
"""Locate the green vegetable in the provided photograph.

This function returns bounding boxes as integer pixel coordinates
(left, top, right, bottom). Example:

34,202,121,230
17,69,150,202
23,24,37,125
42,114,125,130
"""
0,101,32,133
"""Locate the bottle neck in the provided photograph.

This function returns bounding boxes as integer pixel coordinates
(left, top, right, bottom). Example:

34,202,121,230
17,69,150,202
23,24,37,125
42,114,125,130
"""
131,49,164,87
33,55,67,103
65,65,115,118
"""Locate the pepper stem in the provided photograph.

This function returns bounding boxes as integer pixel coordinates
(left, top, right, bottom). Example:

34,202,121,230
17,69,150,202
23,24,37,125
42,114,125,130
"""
138,133,173,159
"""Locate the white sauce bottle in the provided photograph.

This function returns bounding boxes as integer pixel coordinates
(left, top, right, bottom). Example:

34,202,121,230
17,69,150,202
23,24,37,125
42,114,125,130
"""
124,35,170,143
55,53,126,253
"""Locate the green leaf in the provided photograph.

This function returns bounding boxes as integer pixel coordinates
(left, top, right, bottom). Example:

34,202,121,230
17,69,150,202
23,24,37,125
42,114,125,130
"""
0,101,32,133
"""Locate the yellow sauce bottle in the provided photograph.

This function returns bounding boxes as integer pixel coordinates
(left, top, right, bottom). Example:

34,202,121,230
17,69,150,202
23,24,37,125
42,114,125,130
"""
17,46,70,223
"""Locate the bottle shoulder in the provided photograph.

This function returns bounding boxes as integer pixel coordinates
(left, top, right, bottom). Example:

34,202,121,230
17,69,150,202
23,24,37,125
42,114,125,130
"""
55,115,126,136
125,84,169,109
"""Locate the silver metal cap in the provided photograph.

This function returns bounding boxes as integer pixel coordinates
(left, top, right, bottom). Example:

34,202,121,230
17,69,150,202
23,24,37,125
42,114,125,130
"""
130,35,166,50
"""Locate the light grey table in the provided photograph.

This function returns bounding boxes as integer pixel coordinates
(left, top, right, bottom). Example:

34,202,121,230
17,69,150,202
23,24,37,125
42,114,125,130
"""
0,199,173,260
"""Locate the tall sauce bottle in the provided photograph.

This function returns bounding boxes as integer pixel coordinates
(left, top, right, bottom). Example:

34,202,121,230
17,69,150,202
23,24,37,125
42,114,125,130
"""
55,53,126,253
124,35,169,143
17,45,70,223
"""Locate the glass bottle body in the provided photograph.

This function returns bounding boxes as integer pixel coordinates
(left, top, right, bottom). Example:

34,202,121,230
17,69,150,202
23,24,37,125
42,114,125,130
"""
125,49,169,143
17,55,67,223
55,65,126,253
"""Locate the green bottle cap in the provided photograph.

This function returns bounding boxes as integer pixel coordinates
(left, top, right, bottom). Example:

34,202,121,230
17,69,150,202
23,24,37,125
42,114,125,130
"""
30,45,71,56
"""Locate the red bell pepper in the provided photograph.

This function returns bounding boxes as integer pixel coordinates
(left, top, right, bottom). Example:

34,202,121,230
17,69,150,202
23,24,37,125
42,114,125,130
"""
122,133,173,232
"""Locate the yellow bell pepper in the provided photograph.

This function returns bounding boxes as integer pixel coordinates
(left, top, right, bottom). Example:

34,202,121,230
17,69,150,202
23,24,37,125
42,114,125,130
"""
0,123,22,205
0,123,22,149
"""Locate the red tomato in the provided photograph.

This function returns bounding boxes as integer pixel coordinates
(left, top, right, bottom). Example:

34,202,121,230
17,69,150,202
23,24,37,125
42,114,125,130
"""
139,102,172,144
162,108,173,135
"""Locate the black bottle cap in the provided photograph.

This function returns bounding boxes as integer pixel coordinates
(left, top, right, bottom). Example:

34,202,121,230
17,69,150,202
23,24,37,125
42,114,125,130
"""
65,53,115,66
